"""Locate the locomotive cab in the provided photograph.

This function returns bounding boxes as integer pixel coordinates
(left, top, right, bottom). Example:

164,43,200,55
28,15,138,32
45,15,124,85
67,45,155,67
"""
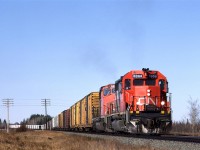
92,84,116,132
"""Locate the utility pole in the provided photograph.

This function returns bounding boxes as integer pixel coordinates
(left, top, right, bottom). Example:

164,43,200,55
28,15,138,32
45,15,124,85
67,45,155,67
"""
2,99,14,133
41,99,50,130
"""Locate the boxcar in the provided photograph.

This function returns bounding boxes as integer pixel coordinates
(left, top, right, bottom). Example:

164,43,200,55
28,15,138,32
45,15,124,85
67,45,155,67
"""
80,97,86,127
75,101,81,128
58,112,64,129
65,109,70,129
87,92,100,125
63,110,67,129
70,105,76,128
70,92,99,131
52,115,59,129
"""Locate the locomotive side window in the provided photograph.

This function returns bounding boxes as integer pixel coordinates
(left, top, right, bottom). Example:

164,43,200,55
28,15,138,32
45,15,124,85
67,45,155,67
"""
133,79,143,86
145,79,156,86
166,81,169,93
159,80,165,91
103,88,111,96
125,79,131,90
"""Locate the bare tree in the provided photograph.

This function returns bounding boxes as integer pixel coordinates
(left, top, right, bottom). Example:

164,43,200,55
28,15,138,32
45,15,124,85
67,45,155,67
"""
188,96,200,134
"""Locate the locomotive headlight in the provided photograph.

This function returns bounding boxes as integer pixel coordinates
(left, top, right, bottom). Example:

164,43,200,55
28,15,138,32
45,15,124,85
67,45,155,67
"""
161,101,165,106
147,89,151,96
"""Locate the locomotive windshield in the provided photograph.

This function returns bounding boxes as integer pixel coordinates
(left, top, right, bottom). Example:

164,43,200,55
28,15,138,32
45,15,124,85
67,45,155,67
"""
145,79,156,86
133,79,156,86
133,79,143,86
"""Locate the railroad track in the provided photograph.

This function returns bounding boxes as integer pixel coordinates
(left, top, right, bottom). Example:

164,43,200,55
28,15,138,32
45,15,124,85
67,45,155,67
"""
127,134,200,144
64,130,200,144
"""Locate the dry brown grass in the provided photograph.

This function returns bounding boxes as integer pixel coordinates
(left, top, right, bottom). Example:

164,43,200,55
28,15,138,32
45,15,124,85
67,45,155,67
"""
0,130,155,150
171,122,200,136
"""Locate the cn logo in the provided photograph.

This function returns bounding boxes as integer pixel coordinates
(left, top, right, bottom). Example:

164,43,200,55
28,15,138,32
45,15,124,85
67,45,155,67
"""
136,97,156,105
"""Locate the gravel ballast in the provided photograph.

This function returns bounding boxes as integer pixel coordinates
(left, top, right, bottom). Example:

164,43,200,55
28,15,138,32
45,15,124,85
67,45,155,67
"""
65,132,200,150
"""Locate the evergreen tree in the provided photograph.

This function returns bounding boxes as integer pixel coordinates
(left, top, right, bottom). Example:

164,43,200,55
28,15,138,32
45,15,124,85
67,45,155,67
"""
3,119,7,128
21,114,52,125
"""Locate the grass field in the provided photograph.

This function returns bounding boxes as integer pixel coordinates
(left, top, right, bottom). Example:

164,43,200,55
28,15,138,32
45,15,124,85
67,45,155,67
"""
0,130,155,150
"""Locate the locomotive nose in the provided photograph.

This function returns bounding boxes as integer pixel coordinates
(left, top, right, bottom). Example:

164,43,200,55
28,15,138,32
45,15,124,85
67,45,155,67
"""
146,86,161,97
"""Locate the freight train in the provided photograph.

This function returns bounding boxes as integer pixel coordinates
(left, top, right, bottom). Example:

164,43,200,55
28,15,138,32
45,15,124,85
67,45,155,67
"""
46,68,172,134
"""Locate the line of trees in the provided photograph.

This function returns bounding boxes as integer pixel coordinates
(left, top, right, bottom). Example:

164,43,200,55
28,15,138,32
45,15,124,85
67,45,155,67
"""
172,97,200,135
21,114,52,125
0,114,52,130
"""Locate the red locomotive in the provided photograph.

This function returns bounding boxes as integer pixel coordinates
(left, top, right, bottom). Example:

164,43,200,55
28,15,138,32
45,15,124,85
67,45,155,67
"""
93,68,172,133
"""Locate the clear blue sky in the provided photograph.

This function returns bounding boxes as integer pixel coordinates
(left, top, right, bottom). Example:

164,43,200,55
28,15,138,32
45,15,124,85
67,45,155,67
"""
0,0,200,123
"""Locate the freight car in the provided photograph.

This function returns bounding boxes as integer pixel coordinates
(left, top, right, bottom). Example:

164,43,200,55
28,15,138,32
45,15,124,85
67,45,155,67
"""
48,68,172,134
70,92,99,131
64,109,70,129
9,124,45,130
48,109,71,131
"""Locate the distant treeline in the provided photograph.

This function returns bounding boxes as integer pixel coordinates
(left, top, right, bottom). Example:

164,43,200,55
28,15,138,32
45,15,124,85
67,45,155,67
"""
172,120,200,135
21,114,52,125
0,114,52,129
172,97,200,135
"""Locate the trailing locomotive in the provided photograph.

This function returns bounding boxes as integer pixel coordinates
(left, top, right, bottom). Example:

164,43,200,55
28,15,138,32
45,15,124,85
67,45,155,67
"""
47,68,172,134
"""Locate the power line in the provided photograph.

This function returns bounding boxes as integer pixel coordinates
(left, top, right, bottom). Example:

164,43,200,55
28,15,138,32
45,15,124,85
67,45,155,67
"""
41,99,50,116
0,104,68,108
2,98,14,133
0,98,70,101
41,99,50,130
